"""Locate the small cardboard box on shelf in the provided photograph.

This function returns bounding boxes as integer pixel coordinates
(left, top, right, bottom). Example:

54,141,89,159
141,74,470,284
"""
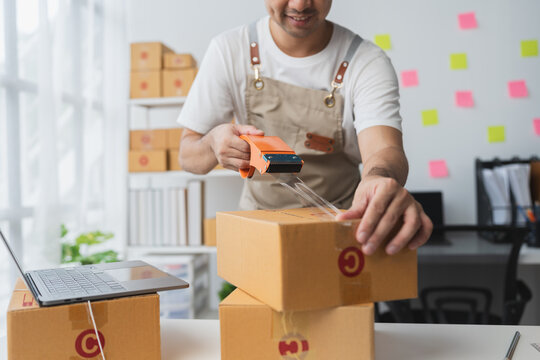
7,278,161,359
131,42,173,71
164,53,197,69
130,71,161,99
162,68,197,97
217,207,417,312
220,288,374,360
130,129,168,150
129,150,167,172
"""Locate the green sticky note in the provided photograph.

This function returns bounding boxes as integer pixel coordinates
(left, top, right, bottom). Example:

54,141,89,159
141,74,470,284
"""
521,40,538,57
488,126,505,143
422,109,439,126
450,53,468,70
374,34,392,50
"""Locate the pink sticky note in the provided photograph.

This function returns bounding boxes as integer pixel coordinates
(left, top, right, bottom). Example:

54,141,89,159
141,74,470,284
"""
534,118,540,136
401,70,418,87
508,80,528,98
458,12,478,30
455,91,474,107
429,160,449,178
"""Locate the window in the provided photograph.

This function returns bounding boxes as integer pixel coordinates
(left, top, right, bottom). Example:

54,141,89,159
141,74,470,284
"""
0,0,122,337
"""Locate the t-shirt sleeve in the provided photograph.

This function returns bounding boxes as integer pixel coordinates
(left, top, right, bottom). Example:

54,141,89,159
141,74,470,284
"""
177,38,235,134
351,54,403,134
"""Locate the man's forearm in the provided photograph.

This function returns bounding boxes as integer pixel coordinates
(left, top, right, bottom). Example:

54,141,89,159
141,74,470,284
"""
362,146,408,186
178,133,218,174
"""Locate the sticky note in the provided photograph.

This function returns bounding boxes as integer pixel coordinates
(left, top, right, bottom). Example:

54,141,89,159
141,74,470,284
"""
458,12,477,30
429,160,449,178
534,118,540,136
422,109,438,126
455,91,474,107
508,80,528,98
488,126,505,143
450,53,467,70
374,34,392,50
401,70,418,87
521,40,538,57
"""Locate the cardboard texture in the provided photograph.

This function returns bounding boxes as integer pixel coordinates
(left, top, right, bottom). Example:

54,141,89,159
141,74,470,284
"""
220,289,374,360
130,71,161,98
130,129,168,150
217,207,417,312
7,278,161,360
167,128,183,149
204,218,217,246
131,42,173,71
162,68,197,97
129,150,167,172
164,53,197,69
168,149,182,171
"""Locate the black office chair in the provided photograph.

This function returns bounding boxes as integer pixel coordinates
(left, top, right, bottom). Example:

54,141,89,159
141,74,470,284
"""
377,226,532,325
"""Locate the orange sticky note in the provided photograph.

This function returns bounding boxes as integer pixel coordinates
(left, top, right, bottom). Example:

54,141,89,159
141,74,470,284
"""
401,70,419,87
429,160,449,178
455,91,474,107
534,118,540,136
508,80,528,98
458,12,477,30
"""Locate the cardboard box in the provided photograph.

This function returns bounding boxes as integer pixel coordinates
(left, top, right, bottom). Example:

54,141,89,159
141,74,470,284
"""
130,129,168,150
131,42,173,71
167,128,183,149
203,218,217,246
220,289,374,360
8,278,160,359
164,53,197,69
130,71,161,98
129,150,167,172
162,68,197,97
168,149,182,171
217,207,417,312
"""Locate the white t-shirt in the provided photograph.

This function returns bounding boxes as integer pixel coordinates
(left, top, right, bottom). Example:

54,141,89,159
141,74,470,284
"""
177,16,402,164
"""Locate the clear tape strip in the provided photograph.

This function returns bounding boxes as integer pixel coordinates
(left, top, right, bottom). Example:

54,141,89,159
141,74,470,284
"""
87,300,106,360
276,175,340,219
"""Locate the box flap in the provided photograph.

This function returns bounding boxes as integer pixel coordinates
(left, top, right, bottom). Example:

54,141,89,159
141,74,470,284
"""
220,288,266,307
218,208,358,225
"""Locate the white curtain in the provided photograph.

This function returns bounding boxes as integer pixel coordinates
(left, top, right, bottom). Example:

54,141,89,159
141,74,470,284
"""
28,0,128,268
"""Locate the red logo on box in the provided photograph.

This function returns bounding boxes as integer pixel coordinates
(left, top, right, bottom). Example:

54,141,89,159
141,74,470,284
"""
140,51,148,60
141,134,151,144
140,81,148,90
21,293,35,307
338,246,364,277
174,79,182,88
139,155,149,166
75,329,105,358
174,58,182,64
278,333,309,359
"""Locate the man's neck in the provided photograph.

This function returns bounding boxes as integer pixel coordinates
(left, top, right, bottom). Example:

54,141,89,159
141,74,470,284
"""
268,19,333,58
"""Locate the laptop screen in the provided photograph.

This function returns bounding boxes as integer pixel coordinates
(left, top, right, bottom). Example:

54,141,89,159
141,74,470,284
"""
410,191,444,229
0,229,27,279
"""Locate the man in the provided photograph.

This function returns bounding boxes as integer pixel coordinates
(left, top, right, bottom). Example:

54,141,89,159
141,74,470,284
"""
178,0,433,255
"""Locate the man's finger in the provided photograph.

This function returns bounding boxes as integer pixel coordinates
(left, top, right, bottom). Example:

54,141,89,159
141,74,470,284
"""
407,211,433,250
336,195,368,221
235,124,264,136
384,204,422,255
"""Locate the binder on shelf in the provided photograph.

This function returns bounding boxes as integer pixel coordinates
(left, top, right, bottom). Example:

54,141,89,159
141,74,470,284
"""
162,188,171,247
178,188,188,246
138,190,150,246
128,190,139,246
154,189,164,247
169,188,178,247
187,181,203,246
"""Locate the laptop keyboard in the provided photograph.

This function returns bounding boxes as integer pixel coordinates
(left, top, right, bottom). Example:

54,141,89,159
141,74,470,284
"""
38,268,125,297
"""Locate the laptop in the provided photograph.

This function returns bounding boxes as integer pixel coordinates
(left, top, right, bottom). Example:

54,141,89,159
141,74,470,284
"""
410,191,451,246
1,229,189,306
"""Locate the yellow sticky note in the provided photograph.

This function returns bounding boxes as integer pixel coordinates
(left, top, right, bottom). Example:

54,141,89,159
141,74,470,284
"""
450,53,468,70
422,109,438,126
374,34,392,50
521,40,538,57
488,126,505,143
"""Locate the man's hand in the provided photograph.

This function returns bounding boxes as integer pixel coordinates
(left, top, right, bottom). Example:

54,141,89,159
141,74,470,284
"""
336,175,433,256
208,123,264,172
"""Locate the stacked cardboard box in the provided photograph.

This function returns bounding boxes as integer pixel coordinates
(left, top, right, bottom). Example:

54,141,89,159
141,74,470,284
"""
217,207,418,359
130,42,197,98
7,278,161,359
128,128,183,172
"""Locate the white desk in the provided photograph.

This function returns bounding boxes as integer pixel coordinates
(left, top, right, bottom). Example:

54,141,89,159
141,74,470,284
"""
160,319,540,360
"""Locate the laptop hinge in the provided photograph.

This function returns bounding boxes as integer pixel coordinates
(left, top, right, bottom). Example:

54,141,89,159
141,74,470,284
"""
25,273,42,297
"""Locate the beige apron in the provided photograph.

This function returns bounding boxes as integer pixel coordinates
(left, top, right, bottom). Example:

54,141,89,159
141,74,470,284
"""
239,22,363,211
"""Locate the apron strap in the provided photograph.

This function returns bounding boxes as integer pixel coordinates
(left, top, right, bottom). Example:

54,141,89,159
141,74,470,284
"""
325,35,364,108
248,21,263,89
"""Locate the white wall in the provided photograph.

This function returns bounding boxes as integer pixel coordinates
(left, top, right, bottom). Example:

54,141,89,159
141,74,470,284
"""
127,0,540,224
